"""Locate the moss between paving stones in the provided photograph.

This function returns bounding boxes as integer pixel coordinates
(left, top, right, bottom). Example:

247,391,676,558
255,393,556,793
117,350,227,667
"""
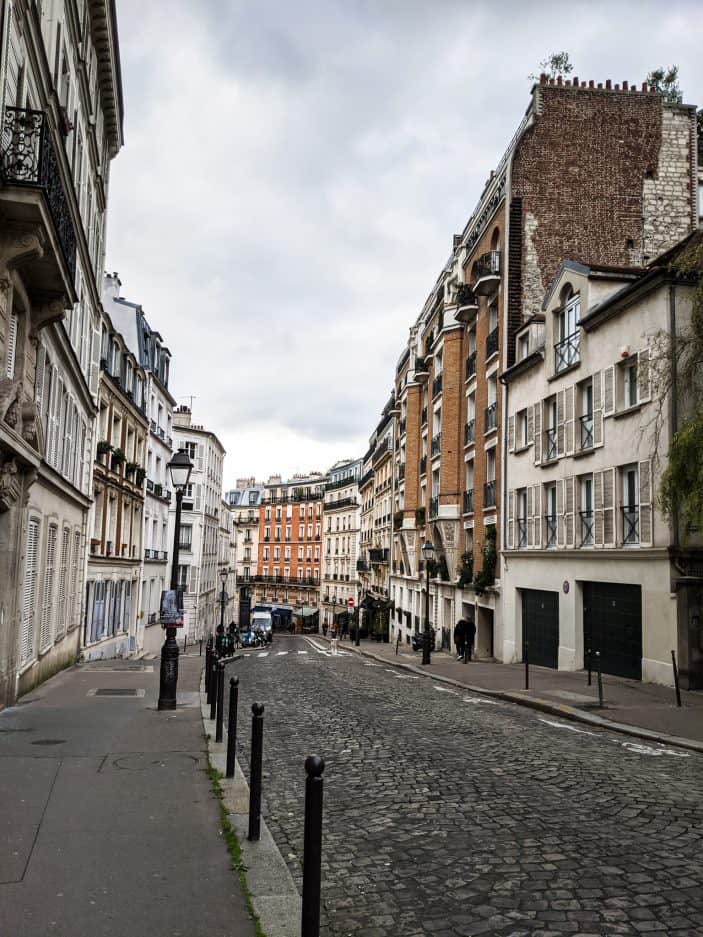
206,755,268,937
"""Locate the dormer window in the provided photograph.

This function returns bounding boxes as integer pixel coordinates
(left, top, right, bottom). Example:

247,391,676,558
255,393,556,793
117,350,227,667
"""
554,286,580,373
517,333,529,361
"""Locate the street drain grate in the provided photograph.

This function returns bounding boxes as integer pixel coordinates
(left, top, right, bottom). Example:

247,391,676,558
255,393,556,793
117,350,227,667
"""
88,688,145,698
31,739,66,745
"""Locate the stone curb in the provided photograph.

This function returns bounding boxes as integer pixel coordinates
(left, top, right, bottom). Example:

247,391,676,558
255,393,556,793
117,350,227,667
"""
200,681,301,937
320,637,703,756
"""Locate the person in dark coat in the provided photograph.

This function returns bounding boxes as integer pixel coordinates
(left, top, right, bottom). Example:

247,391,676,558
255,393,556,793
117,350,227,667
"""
465,618,477,661
453,619,467,660
215,622,225,656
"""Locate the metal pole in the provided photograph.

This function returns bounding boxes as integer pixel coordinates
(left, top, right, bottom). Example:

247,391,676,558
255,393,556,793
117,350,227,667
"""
671,649,682,708
226,676,239,778
209,659,218,720
199,637,203,656
205,642,212,695
183,633,187,653
596,651,603,707
248,703,264,842
158,488,183,710
355,585,361,647
422,561,431,666
587,647,592,686
301,755,325,937
220,578,226,632
215,661,225,743
524,640,529,690
395,630,400,656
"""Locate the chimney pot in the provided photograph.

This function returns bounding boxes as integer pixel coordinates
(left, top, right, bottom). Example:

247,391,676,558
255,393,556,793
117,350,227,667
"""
623,80,629,90
557,75,563,85
605,79,612,89
597,82,603,89
642,81,648,91
589,80,595,88
572,76,578,86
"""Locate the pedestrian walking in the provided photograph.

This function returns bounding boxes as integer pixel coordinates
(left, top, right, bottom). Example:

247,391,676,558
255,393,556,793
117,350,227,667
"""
465,618,476,661
453,619,467,660
330,622,339,655
215,622,226,656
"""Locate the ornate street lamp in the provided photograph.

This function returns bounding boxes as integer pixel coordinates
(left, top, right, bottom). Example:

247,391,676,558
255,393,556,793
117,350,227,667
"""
219,567,229,631
158,448,193,710
421,539,435,666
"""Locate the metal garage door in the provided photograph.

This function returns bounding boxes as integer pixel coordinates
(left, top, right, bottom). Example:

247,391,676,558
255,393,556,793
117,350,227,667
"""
583,582,642,680
522,590,559,669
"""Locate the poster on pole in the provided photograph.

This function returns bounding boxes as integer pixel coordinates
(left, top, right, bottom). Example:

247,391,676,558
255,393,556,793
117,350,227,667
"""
160,589,185,627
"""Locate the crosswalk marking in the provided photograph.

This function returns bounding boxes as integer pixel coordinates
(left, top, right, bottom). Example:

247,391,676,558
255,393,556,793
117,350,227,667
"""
304,638,331,657
257,652,269,658
276,651,289,656
433,685,459,695
297,650,308,655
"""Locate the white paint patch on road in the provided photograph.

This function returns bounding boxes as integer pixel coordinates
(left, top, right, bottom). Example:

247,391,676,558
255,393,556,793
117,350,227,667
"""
621,741,690,758
433,686,459,695
363,662,380,667
539,718,597,736
257,652,269,658
276,651,289,656
303,638,331,657
462,696,501,705
297,650,308,655
394,674,419,680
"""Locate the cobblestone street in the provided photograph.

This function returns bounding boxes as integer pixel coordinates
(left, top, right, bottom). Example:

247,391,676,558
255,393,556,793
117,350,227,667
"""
231,635,703,937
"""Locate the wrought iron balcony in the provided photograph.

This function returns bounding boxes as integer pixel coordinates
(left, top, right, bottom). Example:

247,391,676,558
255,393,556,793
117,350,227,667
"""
399,418,406,436
517,518,527,548
369,548,389,564
463,489,474,514
1,107,76,282
432,373,443,398
431,433,441,457
465,419,475,446
622,505,639,544
419,454,427,475
486,325,499,359
466,351,476,380
455,284,479,322
580,510,594,546
484,402,497,432
415,506,426,526
579,414,594,450
421,406,427,425
429,496,439,517
393,510,403,531
554,332,580,373
545,515,558,548
484,480,496,508
356,559,369,572
545,427,558,461
397,463,405,481
473,250,501,295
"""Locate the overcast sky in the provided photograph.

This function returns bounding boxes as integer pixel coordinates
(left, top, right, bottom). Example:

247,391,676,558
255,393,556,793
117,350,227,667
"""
106,0,703,489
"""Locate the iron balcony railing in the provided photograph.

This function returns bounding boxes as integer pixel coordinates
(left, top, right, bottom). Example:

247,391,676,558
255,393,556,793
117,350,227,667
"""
484,480,496,508
580,510,594,546
463,489,474,514
464,420,475,446
580,414,594,450
429,496,439,517
545,515,558,548
517,518,527,548
485,402,497,432
1,106,77,280
430,434,441,457
474,250,501,281
369,548,389,564
399,418,406,436
432,373,443,398
466,350,476,380
545,427,558,461
486,326,499,359
554,331,580,373
622,505,639,544
421,406,428,425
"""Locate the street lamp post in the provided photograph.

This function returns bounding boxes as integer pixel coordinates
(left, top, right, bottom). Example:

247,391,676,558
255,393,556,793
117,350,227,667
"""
219,568,228,631
356,580,362,647
421,540,435,666
158,448,194,711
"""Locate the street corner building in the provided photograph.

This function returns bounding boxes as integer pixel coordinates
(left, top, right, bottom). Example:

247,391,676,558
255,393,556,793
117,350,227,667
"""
0,0,123,706
379,74,702,685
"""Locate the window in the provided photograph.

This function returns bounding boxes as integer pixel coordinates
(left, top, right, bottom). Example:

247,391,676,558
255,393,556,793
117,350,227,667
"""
554,289,580,372
517,489,527,548
6,308,18,379
545,484,557,548
517,332,529,361
579,379,594,449
184,441,196,460
485,450,496,508
20,518,40,663
579,476,594,546
621,464,639,544
621,357,638,409
40,524,58,649
517,409,528,448
545,396,558,461
179,525,192,550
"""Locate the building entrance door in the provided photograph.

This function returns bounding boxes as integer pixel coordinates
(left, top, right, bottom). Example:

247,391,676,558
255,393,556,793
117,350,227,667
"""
522,589,559,669
583,581,642,680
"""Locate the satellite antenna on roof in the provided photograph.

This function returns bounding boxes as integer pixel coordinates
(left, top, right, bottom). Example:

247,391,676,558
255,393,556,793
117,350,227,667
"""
180,396,197,410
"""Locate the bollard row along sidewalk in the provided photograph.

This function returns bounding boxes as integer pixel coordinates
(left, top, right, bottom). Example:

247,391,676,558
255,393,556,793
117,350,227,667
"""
324,636,703,753
201,672,303,937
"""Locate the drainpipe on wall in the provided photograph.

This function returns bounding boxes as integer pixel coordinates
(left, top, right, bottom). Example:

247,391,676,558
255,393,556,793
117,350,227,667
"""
668,284,679,549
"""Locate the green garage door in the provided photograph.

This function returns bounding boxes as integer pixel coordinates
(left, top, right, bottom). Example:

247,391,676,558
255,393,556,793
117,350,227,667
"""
522,589,559,669
583,582,642,680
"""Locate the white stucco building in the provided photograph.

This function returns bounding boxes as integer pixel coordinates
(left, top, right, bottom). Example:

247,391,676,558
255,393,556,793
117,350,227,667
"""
321,458,362,628
226,479,263,626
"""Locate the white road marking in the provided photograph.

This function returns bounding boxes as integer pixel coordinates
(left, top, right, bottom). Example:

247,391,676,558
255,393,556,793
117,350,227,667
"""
461,696,501,705
394,674,419,680
620,741,690,757
303,638,331,657
297,650,308,655
433,686,459,695
276,651,289,656
257,652,269,658
363,662,380,667
539,718,597,736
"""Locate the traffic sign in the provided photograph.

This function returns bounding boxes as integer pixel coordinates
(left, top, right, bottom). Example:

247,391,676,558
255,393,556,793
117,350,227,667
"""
347,597,355,608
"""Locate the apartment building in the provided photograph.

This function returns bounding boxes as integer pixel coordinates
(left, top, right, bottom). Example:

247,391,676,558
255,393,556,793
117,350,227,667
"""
217,499,236,628
502,237,702,686
225,478,263,627
254,472,324,625
0,0,123,704
389,75,699,666
171,406,225,640
102,273,175,655
84,309,148,659
321,458,362,628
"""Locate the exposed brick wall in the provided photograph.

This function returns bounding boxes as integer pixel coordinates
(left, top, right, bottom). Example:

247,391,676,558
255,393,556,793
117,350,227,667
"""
512,85,695,318
507,197,523,368
402,383,421,513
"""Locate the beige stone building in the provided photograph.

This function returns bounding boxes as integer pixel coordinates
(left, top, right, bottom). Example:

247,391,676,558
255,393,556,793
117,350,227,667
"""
225,479,263,626
321,458,362,629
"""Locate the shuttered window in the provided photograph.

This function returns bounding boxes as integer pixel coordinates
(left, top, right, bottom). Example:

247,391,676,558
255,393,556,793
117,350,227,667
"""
20,519,40,664
70,530,81,628
55,528,70,639
40,524,58,651
6,309,18,379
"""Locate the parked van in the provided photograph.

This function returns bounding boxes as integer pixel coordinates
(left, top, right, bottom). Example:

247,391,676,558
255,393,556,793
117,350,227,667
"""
251,610,273,644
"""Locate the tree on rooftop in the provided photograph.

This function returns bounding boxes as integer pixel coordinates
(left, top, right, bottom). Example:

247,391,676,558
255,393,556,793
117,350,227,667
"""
646,65,683,103
529,51,573,82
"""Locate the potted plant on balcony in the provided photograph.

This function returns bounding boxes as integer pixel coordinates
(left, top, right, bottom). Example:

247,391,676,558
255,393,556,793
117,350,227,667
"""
458,551,473,589
438,554,450,582
135,467,146,486
111,447,126,471
125,461,139,478
473,525,497,595
96,440,112,458
415,506,426,526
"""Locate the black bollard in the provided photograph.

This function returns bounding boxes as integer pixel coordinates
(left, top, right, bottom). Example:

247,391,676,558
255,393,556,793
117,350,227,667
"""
226,676,239,779
672,649,682,708
248,703,265,842
215,661,225,743
301,755,325,937
209,658,218,720
199,638,203,657
463,642,468,665
395,632,401,656
524,641,529,690
205,644,212,695
595,651,604,707
183,633,187,653
587,647,592,686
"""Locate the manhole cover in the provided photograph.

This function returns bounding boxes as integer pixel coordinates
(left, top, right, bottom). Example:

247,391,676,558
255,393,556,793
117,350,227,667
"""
88,688,145,697
31,739,66,746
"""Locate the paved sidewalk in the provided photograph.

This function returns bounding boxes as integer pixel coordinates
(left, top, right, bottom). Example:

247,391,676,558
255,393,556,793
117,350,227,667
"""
329,636,703,751
0,653,255,937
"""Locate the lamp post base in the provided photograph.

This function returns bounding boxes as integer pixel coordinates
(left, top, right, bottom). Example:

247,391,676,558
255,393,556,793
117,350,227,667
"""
158,626,180,710
422,630,431,666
